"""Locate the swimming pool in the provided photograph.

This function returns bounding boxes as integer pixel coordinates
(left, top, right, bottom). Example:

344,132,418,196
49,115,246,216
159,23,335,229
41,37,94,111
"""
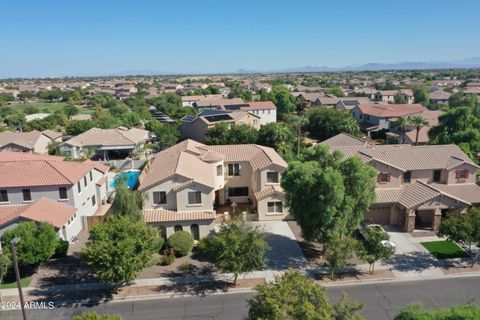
109,170,141,189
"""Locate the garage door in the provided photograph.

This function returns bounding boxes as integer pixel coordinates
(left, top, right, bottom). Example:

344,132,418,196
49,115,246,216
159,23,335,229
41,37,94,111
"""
365,208,390,225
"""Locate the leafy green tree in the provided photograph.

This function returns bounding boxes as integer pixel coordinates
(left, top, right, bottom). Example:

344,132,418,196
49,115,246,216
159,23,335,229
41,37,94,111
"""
356,228,395,274
66,120,96,135
281,144,377,244
145,120,180,149
257,122,296,160
4,112,26,128
23,105,40,115
413,86,429,105
324,87,345,97
248,270,363,320
394,93,406,104
205,123,258,145
395,303,480,320
82,215,160,284
449,92,477,108
63,104,79,119
438,208,480,266
409,115,428,145
1,222,59,267
428,107,480,160
202,222,268,284
324,236,357,279
283,114,308,157
307,108,362,141
332,293,364,320
70,311,123,320
261,86,296,116
111,181,143,219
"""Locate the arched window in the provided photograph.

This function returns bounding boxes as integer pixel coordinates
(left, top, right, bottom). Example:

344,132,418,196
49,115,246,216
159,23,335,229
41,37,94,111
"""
174,225,183,232
190,224,200,241
159,226,167,241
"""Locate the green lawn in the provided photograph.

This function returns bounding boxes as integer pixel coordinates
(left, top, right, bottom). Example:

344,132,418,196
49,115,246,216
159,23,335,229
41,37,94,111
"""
7,102,93,114
421,240,468,259
0,276,31,289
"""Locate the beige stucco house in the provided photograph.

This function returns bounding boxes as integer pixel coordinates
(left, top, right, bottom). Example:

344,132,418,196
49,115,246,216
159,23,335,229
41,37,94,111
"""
181,110,261,142
138,140,288,239
323,133,480,232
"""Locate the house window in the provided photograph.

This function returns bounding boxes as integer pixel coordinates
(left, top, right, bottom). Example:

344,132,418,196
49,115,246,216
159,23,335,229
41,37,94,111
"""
0,190,8,203
403,171,411,183
267,201,283,213
22,189,32,202
92,195,96,206
77,182,81,193
228,163,240,176
359,113,362,119
267,172,279,183
188,191,202,204
433,170,442,182
216,165,223,176
365,115,370,121
153,191,167,205
89,171,93,182
228,187,249,197
190,224,200,241
174,225,183,232
455,169,469,179
59,187,68,200
84,176,87,187
377,173,391,183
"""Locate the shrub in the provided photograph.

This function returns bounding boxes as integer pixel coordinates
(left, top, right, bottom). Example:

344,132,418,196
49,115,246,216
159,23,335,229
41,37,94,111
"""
158,237,165,251
70,311,123,320
178,261,193,272
53,240,70,259
159,249,176,266
167,231,194,257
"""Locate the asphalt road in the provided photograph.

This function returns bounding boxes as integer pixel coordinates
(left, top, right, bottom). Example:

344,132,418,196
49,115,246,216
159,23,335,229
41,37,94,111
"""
3,276,480,320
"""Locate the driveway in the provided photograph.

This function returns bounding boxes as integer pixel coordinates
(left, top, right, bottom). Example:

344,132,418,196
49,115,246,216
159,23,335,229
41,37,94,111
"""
252,221,308,271
386,230,445,279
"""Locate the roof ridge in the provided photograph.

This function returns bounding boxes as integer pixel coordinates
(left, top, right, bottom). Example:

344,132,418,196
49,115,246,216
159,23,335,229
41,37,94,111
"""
45,160,77,184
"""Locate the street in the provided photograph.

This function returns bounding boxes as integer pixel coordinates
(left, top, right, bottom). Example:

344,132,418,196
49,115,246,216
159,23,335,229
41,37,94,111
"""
3,276,480,320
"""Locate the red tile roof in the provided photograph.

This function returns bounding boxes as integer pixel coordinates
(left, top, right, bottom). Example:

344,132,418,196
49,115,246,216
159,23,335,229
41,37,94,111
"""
143,209,216,222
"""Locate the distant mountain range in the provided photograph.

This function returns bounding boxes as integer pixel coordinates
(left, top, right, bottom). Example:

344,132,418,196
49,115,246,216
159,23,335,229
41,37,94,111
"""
235,57,480,74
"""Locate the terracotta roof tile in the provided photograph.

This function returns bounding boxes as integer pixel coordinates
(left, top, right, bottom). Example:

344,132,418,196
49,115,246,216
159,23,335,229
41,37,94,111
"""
143,209,216,222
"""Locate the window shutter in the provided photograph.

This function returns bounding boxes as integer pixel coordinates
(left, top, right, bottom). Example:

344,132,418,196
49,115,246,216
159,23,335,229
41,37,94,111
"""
377,174,381,182
465,170,469,179
387,174,391,182
455,170,460,179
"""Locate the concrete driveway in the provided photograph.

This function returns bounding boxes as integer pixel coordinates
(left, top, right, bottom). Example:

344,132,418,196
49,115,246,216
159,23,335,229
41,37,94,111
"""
252,221,308,271
386,230,445,279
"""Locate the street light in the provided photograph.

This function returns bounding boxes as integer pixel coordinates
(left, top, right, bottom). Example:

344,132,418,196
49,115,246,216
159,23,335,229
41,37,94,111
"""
10,237,27,320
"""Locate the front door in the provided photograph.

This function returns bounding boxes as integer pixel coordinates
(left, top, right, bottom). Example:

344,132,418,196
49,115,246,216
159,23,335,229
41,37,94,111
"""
215,190,220,206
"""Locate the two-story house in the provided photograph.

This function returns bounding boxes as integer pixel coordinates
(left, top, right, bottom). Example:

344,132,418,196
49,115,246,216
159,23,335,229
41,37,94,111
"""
181,110,261,142
0,152,109,241
323,133,480,232
138,140,288,239
373,89,414,104
352,103,427,136
224,101,277,125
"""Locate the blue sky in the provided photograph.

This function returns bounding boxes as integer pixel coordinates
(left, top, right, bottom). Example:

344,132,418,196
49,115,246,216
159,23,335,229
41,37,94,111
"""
1,0,479,77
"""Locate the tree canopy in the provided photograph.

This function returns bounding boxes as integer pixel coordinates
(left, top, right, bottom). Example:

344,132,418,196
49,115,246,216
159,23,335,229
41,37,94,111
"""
428,106,480,160
307,108,362,141
281,144,377,244
201,222,268,284
247,270,363,320
394,303,480,320
82,215,160,284
257,122,296,160
260,86,296,116
205,123,258,145
1,221,59,267
111,180,143,219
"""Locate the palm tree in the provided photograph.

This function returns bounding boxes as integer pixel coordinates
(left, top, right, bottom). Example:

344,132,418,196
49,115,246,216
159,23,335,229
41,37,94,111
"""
409,115,429,145
393,116,409,144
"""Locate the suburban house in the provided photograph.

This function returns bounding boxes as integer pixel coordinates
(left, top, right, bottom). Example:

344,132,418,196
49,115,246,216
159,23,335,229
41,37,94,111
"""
192,98,247,110
181,94,223,107
429,91,451,106
181,110,261,142
373,90,415,104
224,101,277,125
333,98,372,111
323,133,480,232
385,110,443,145
0,152,109,241
138,139,288,239
0,130,61,153
351,103,427,136
59,127,149,160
